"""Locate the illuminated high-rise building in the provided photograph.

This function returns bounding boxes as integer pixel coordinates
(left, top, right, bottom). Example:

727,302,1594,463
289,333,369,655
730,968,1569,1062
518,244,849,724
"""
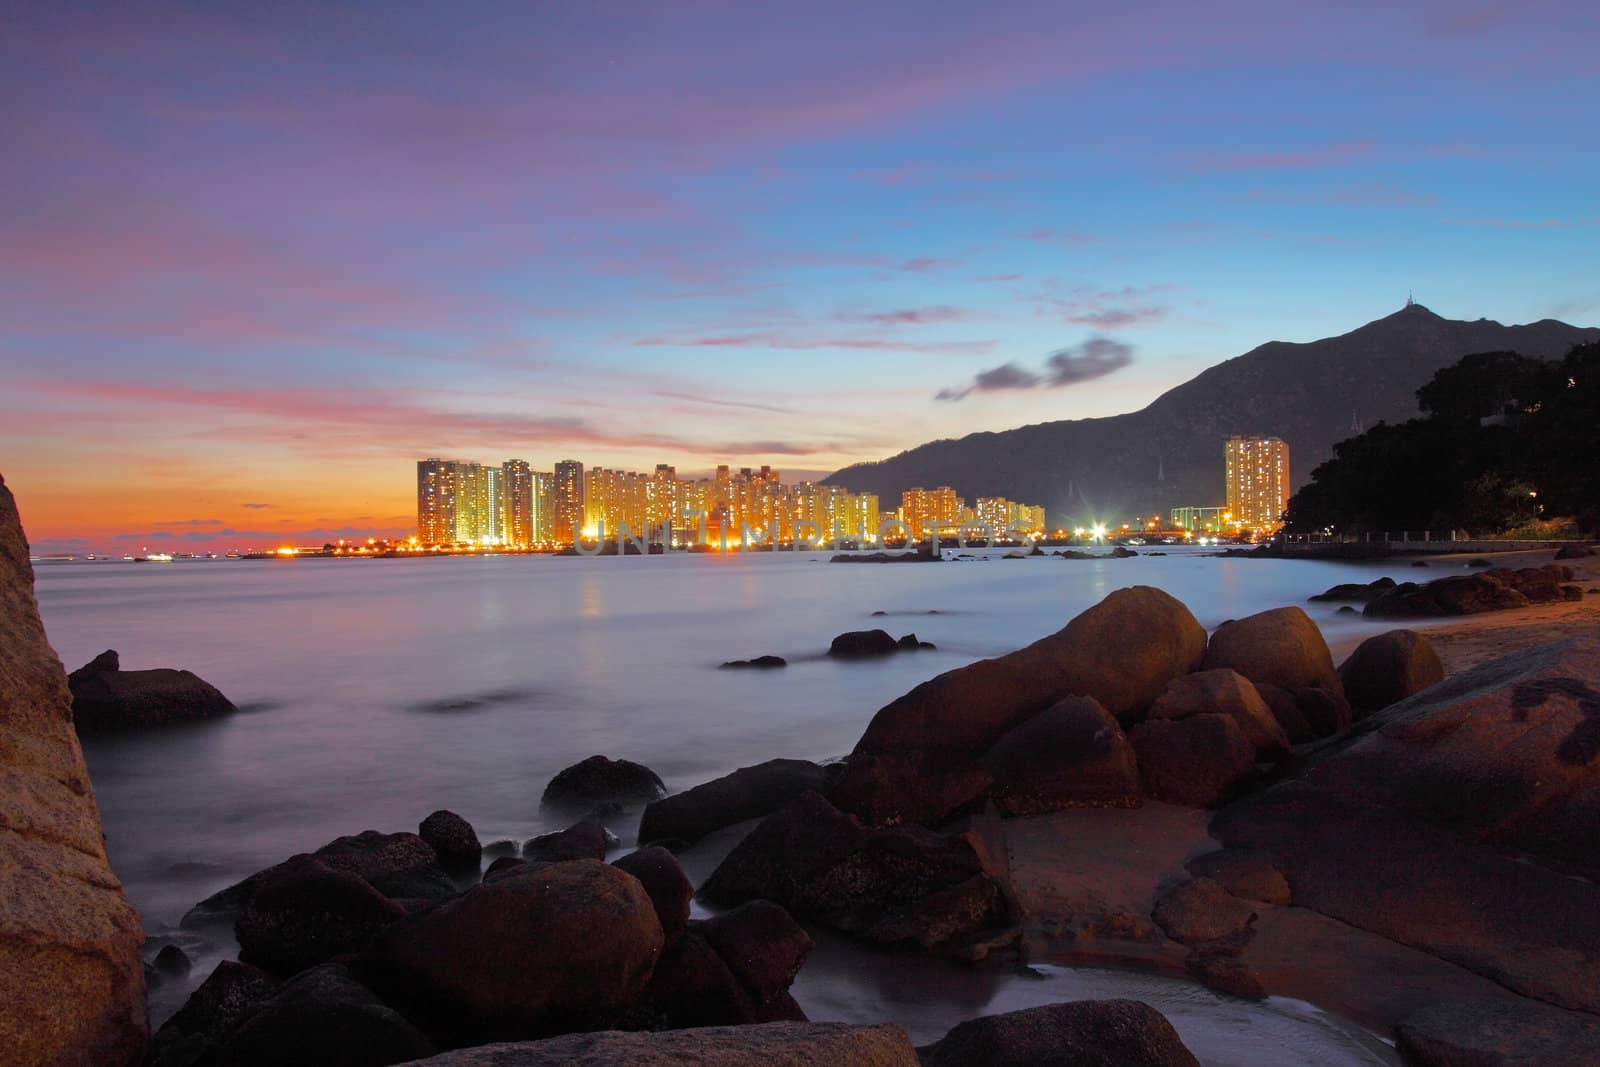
530,471,553,543
1225,436,1290,531
900,486,963,540
417,458,456,544
553,460,584,544
502,460,533,546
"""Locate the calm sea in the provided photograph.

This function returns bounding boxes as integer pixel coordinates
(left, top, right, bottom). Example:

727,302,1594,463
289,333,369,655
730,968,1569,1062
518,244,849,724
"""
36,548,1405,1064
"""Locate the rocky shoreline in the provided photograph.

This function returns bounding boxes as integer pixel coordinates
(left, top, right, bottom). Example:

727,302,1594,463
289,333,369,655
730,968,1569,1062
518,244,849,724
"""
7,464,1600,1066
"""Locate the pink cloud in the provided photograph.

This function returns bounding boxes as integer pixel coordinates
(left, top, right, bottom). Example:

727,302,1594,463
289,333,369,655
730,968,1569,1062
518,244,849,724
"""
633,333,992,355
840,306,970,325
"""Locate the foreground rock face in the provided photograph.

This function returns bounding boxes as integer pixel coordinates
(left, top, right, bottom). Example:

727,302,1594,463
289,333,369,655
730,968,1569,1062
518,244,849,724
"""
1396,998,1600,1067
700,791,1008,950
0,473,147,1065
638,759,827,849
401,1022,921,1066
1216,636,1600,1015
919,999,1200,1067
68,649,237,733
834,586,1206,826
358,859,664,1045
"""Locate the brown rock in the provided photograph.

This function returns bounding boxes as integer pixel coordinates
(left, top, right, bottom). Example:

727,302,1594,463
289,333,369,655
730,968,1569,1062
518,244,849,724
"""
1397,998,1600,1067
1291,686,1353,737
919,999,1201,1067
697,900,814,1000
699,791,1007,951
398,1022,921,1066
980,696,1142,816
1128,714,1257,808
1187,953,1266,1000
0,473,147,1065
235,856,408,978
540,755,665,809
1215,637,1600,1015
612,847,693,945
828,629,899,658
523,818,608,862
419,810,481,873
1151,878,1258,945
1255,683,1315,744
1362,567,1578,618
1201,606,1344,697
1338,630,1445,715
357,859,664,1044
149,960,278,1067
638,759,826,850
212,962,434,1067
1147,669,1289,757
834,586,1206,826
1185,849,1290,906
68,652,235,734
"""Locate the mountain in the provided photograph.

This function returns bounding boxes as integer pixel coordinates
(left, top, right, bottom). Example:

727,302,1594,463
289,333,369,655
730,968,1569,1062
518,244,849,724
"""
822,304,1600,524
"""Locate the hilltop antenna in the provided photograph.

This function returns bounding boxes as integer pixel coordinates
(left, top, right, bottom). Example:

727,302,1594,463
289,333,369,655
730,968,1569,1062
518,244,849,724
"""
1406,291,1414,308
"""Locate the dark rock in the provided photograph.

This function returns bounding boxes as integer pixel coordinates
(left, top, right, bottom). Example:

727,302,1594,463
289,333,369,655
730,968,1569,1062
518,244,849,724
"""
1147,669,1289,758
896,633,921,650
1365,565,1579,618
827,629,898,658
834,586,1206,826
830,551,938,563
1215,637,1600,1015
152,943,192,979
639,759,827,850
68,650,236,733
523,819,609,862
1187,953,1266,1000
1397,998,1600,1067
697,901,814,1001
919,999,1201,1067
1338,630,1445,716
1308,576,1396,602
1337,605,1358,615
1129,714,1257,808
235,857,408,978
1110,546,1139,557
871,610,887,616
699,791,1007,951
612,847,693,945
213,963,434,1067
1255,683,1315,744
1201,606,1345,698
1554,543,1595,560
483,839,518,858
1185,849,1291,906
482,857,528,882
540,755,666,808
1467,558,1493,567
980,696,1142,816
356,859,664,1045
148,960,279,1067
1412,560,1431,567
418,811,481,873
398,1022,919,1065
1151,878,1258,945
719,655,786,669
1293,685,1354,737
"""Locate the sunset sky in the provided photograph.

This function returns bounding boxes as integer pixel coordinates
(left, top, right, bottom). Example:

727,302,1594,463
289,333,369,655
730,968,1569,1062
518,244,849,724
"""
4,2,1597,552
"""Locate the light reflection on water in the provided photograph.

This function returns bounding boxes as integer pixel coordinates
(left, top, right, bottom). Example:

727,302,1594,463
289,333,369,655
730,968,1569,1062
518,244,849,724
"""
38,549,1409,1056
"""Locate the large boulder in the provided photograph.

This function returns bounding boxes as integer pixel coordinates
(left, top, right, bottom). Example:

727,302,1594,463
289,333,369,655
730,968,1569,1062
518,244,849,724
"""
1338,630,1445,715
638,759,827,849
67,650,236,733
419,810,481,873
540,756,665,809
148,960,278,1067
212,963,434,1067
612,847,693,945
0,473,147,1065
1215,637,1600,1015
1201,606,1343,698
980,696,1142,816
235,856,408,978
638,901,814,1029
1396,998,1600,1067
357,859,664,1044
1128,714,1257,808
834,587,1206,826
699,791,1008,951
919,999,1201,1067
827,629,898,658
1147,670,1289,758
398,1022,920,1066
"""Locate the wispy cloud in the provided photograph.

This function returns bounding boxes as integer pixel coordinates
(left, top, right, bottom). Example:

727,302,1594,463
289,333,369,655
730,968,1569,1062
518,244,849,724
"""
153,518,224,526
936,338,1135,401
633,333,992,355
838,306,969,325
1032,284,1173,329
1193,139,1376,171
240,502,275,510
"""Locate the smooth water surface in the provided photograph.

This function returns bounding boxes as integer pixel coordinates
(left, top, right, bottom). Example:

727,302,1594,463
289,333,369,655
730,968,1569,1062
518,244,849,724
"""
36,548,1406,1064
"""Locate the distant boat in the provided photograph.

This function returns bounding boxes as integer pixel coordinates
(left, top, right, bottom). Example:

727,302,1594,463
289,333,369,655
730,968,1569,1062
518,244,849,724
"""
28,555,75,562
136,553,174,563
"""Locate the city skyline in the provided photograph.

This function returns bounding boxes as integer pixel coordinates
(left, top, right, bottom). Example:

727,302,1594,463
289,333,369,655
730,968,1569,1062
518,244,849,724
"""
5,4,1598,553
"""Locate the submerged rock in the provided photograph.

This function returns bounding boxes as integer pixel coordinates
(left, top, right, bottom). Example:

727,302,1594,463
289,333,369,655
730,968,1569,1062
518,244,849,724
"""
68,649,236,733
0,474,148,1066
719,655,787,669
827,629,898,658
638,758,827,850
